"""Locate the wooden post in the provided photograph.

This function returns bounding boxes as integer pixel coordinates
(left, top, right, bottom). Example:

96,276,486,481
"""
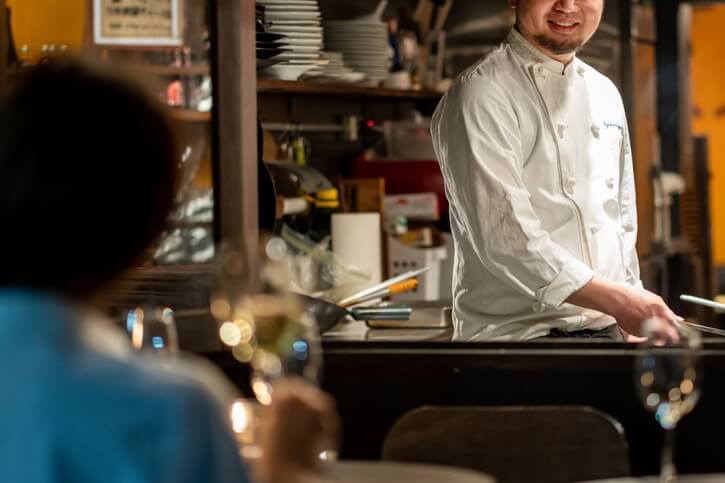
211,0,259,288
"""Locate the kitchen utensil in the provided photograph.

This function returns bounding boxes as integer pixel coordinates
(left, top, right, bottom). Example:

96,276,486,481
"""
341,278,418,307
337,266,430,306
677,319,725,337
680,294,725,312
678,295,725,336
365,304,452,329
350,305,412,320
297,293,411,332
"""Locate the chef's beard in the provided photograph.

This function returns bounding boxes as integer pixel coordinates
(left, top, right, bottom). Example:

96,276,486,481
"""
533,33,584,55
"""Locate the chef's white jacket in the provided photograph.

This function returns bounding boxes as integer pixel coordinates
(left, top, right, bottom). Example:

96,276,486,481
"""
431,29,641,341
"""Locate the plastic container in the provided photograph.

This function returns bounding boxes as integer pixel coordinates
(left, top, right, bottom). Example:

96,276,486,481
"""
387,235,447,301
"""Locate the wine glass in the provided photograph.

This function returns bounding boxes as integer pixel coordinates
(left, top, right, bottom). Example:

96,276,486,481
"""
127,306,179,362
634,317,702,482
246,236,322,405
212,237,325,459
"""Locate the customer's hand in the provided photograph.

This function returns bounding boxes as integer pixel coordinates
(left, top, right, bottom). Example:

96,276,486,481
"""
260,377,340,483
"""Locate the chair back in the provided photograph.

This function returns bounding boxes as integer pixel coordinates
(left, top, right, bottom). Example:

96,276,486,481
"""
381,405,630,483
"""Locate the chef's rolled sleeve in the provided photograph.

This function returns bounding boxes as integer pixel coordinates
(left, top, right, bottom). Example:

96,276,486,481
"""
432,76,594,307
534,258,595,310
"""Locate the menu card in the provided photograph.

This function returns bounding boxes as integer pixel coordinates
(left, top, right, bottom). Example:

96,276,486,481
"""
94,0,184,46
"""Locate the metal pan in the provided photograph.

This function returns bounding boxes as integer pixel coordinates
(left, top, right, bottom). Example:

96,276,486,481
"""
297,294,411,333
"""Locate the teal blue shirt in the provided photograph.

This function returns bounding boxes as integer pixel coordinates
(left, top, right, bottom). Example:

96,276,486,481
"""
0,290,249,483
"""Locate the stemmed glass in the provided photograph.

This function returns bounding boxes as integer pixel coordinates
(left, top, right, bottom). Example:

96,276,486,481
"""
212,238,324,459
634,318,702,482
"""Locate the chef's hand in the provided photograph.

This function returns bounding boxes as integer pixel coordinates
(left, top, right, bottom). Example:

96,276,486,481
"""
567,276,680,339
260,377,340,483
609,287,680,339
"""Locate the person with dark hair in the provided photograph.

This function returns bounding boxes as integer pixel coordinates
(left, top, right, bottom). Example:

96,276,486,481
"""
0,61,338,483
431,0,679,342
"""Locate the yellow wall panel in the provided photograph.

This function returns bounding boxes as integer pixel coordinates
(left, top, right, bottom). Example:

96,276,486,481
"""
8,0,86,63
691,6,725,265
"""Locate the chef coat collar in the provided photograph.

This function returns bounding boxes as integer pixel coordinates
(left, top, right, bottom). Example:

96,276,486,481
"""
506,28,579,76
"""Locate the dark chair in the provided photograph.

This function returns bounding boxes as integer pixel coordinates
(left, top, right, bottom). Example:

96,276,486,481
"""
381,405,630,483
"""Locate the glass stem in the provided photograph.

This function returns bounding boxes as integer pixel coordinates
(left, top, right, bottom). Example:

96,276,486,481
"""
660,427,676,482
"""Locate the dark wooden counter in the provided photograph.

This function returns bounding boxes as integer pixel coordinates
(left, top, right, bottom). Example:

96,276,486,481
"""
207,329,725,477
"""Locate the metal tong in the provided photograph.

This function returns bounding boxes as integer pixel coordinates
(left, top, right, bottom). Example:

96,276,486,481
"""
678,294,725,337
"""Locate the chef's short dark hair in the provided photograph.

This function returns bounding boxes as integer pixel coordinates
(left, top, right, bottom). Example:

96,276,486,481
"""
0,60,178,298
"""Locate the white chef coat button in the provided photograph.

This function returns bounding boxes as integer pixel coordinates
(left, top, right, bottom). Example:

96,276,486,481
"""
557,124,567,139
606,177,615,188
590,224,600,234
532,301,547,313
565,177,576,195
591,124,600,139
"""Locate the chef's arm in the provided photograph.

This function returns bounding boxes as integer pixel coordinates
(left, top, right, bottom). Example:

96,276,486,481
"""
432,80,594,311
566,276,679,337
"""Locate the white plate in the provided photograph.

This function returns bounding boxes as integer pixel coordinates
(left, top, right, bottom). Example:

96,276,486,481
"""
324,38,387,46
258,0,318,4
268,25,323,33
324,31,387,38
262,3,318,9
268,19,321,26
324,31,386,38
259,64,316,80
325,39,387,46
284,59,322,65
277,51,320,59
265,11,320,20
281,38,323,46
280,32,323,39
282,44,322,52
325,43,388,51
323,23,387,31
325,41,387,47
332,49,389,57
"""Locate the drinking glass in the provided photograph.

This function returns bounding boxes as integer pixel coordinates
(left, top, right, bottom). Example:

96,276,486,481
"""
634,318,702,482
212,237,326,458
127,306,179,362
247,236,322,405
211,237,322,405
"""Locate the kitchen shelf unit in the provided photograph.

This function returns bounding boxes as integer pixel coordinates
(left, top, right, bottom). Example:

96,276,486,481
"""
257,79,442,101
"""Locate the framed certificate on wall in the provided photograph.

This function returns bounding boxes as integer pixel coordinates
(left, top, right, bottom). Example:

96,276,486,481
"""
93,0,184,46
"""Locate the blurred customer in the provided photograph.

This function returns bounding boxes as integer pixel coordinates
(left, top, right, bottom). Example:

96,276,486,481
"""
0,61,338,483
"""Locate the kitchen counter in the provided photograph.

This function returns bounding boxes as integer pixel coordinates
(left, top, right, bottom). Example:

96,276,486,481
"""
208,313,725,478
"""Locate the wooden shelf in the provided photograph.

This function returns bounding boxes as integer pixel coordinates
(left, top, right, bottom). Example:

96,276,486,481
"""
168,109,212,122
257,79,442,100
132,64,210,76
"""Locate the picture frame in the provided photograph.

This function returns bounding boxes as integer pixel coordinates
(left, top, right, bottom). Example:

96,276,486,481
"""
92,0,183,47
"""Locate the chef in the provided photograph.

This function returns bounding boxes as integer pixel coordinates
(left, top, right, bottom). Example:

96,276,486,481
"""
431,0,679,341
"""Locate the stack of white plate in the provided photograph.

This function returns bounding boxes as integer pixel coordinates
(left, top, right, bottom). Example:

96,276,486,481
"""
302,51,366,83
258,0,323,81
323,19,391,86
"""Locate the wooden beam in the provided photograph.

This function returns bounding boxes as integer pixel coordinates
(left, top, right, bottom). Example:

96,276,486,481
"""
211,0,259,287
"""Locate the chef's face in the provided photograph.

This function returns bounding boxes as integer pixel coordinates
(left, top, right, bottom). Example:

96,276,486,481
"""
509,0,604,62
